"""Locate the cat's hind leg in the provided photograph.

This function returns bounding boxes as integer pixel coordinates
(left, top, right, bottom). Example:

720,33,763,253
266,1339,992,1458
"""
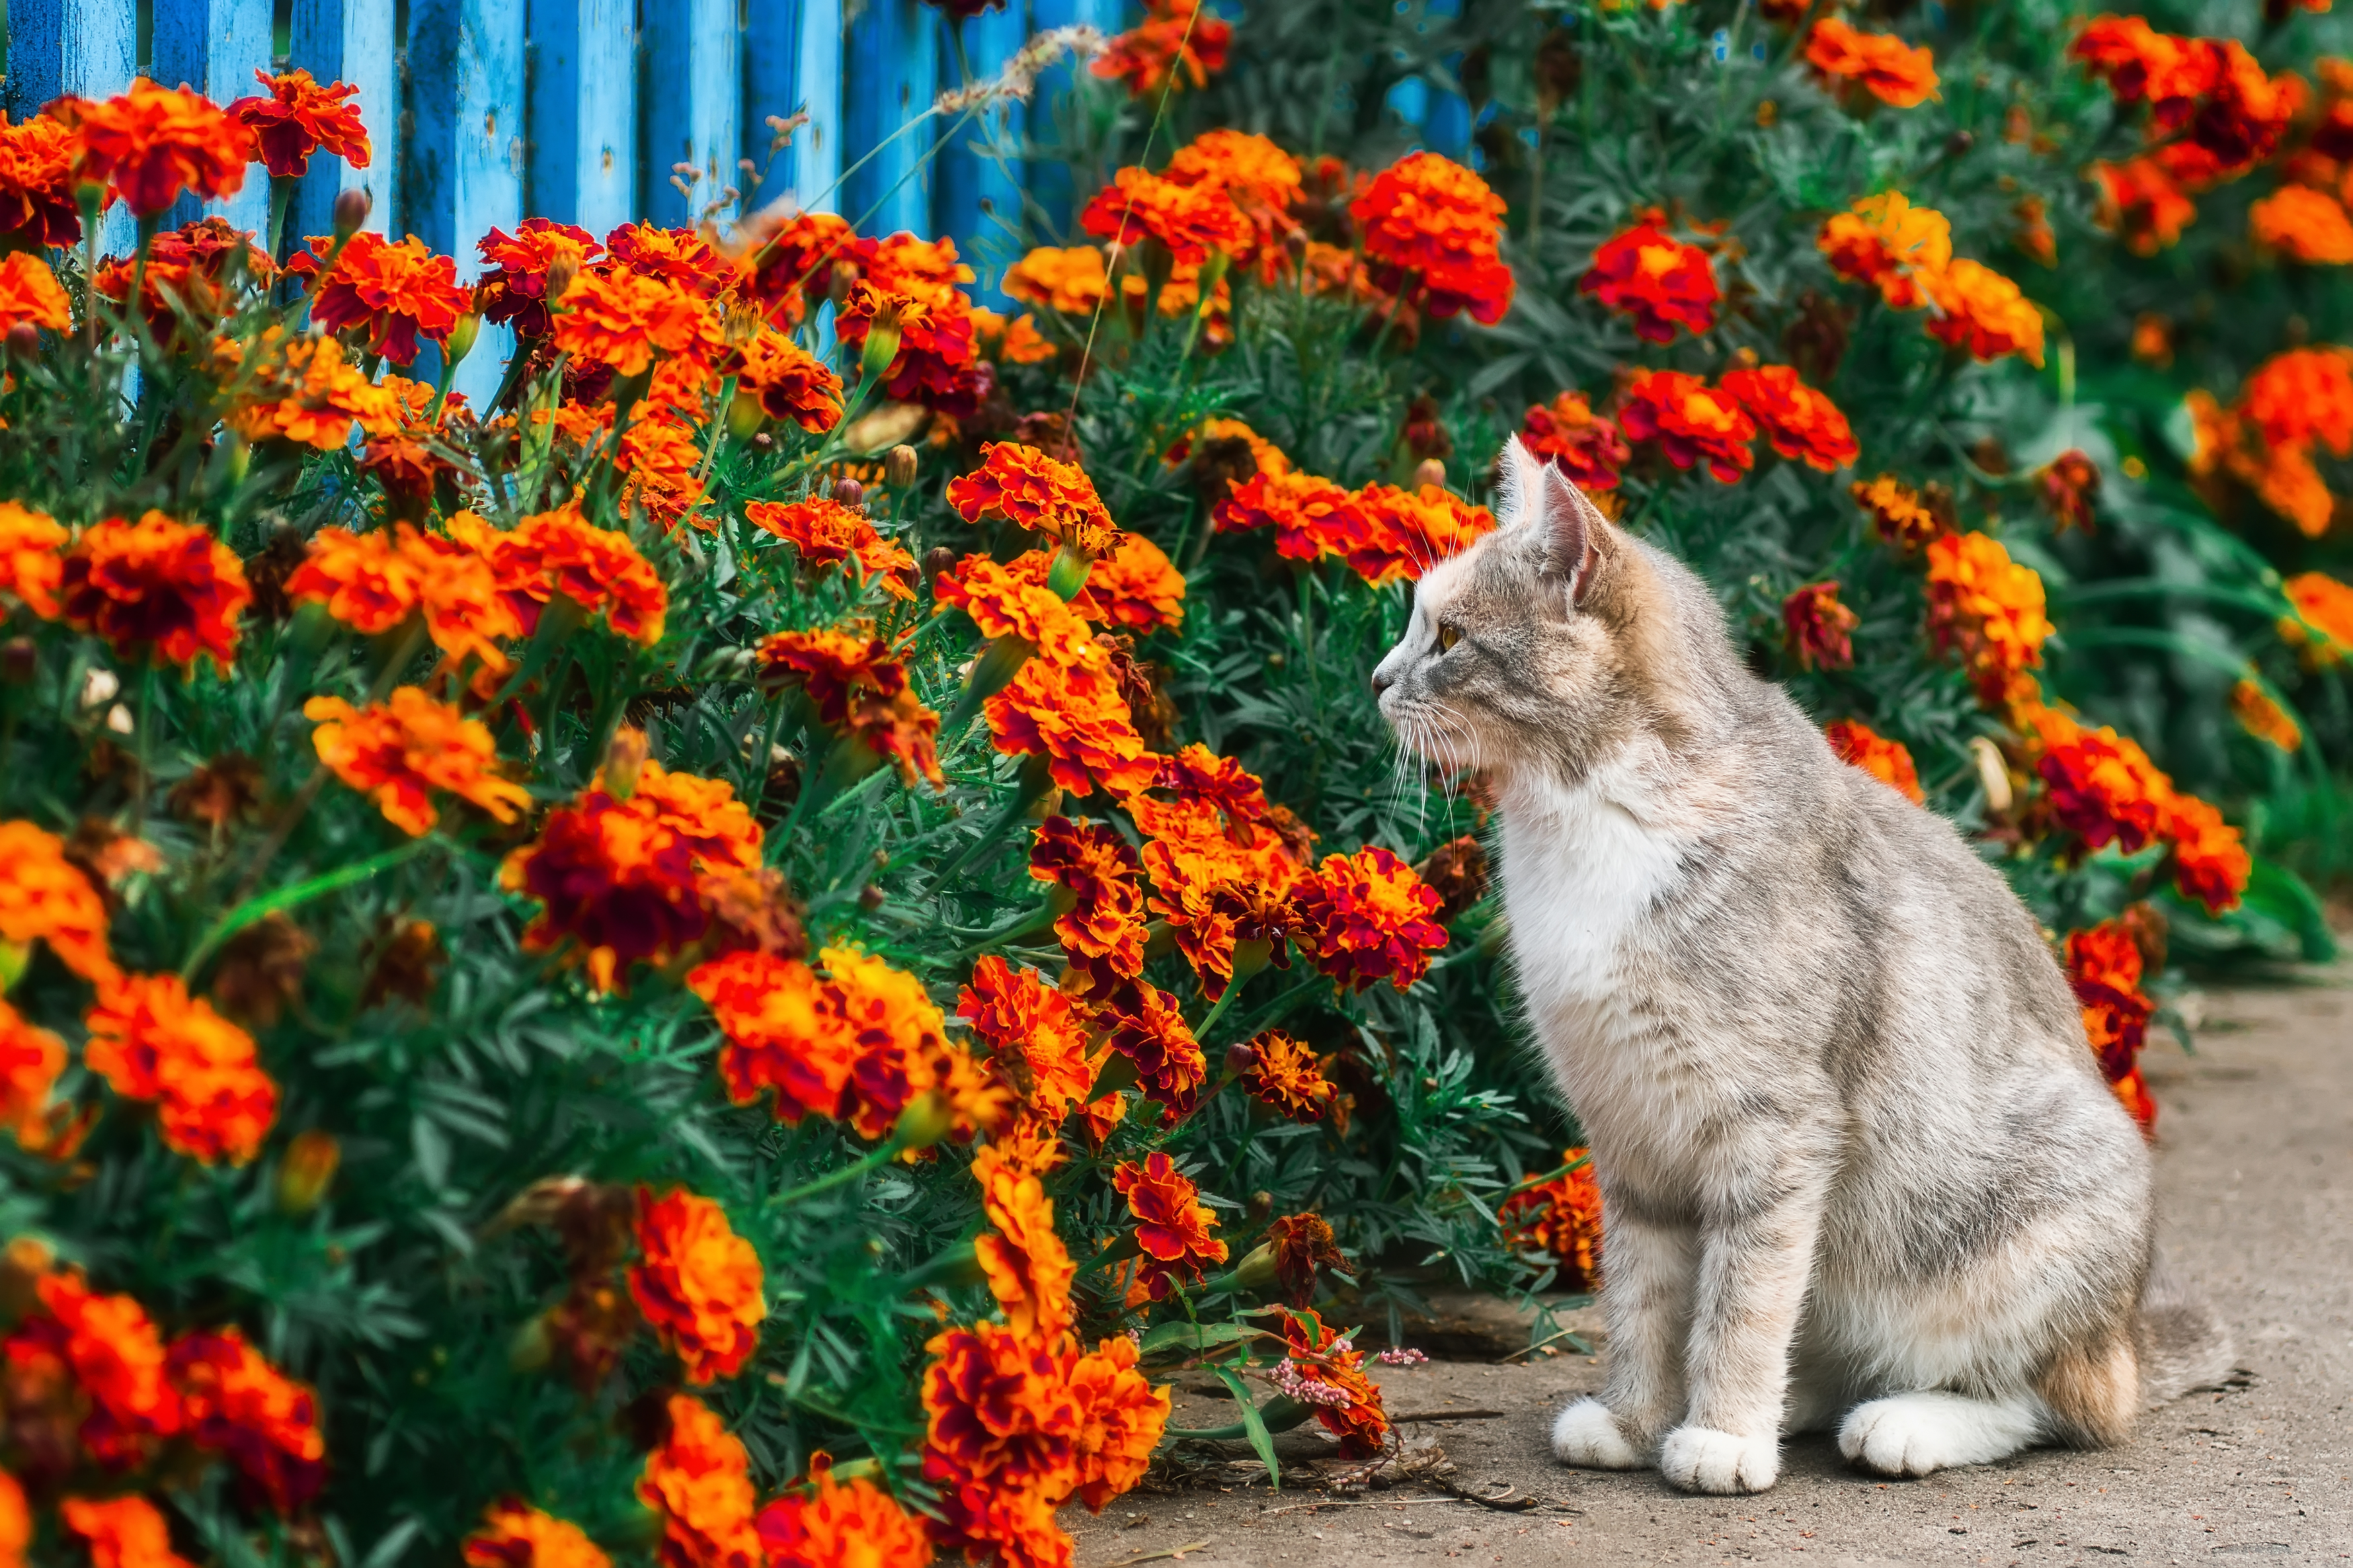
1837,1390,2044,1477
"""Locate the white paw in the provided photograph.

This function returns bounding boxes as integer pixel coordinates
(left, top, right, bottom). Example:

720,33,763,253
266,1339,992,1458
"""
1551,1398,1645,1469
1659,1424,1780,1494
1838,1393,2019,1477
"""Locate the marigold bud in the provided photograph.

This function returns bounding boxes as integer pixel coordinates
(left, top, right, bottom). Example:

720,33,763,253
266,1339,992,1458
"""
725,388,767,440
542,251,580,306
278,1129,341,1214
1412,458,1449,490
508,1312,554,1373
443,312,482,368
0,637,34,685
832,477,865,509
858,302,906,382
603,727,649,800
1232,1241,1279,1292
883,443,918,491
5,323,39,363
332,184,372,238
893,1089,955,1152
0,1237,52,1323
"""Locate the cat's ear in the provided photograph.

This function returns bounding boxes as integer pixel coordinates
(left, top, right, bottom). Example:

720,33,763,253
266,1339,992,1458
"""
1537,462,1607,603
1492,436,1548,532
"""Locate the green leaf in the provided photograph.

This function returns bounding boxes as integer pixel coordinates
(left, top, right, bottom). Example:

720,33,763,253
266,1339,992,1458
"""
1215,1364,1283,1490
1138,1320,1251,1358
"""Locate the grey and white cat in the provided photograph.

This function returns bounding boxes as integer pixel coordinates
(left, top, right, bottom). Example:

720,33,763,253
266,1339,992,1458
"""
1371,438,2231,1495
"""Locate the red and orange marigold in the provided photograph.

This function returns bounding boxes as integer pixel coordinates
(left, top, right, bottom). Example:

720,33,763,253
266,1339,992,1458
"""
167,1328,326,1514
2091,157,2197,256
476,219,600,338
1521,392,1632,491
744,498,914,600
1113,1151,1228,1298
1720,366,1859,471
969,1141,1078,1339
290,232,471,366
1291,846,1448,993
1923,259,2046,367
629,1188,766,1385
721,329,844,434
1093,0,1233,97
1238,1031,1335,1122
305,687,529,837
1212,468,1353,563
0,501,65,619
1823,719,1925,804
1924,530,2052,708
1818,191,1953,310
463,1501,612,1568
1329,484,1497,589
0,819,118,983
756,626,942,787
1349,152,1515,325
754,1458,932,1568
1080,166,1252,265
61,512,251,670
60,1495,196,1568
1029,815,1150,993
455,505,668,645
1579,218,1719,342
62,79,252,216
555,267,719,378
227,69,370,179
1497,1151,1602,1291
0,253,69,337
947,442,1121,559
11,1268,182,1465
83,974,279,1166
0,999,66,1150
637,1395,761,1568
1783,581,1861,671
1269,1306,1388,1457
1619,370,1756,484
1849,472,1946,548
1804,18,1940,108
0,114,81,248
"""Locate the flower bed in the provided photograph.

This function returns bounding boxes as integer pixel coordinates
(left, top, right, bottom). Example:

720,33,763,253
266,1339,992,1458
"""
0,3,2343,1565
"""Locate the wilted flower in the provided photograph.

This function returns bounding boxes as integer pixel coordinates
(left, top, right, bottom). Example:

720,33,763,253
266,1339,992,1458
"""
1849,472,1946,548
1579,218,1719,341
1783,581,1860,671
1823,719,1925,804
1267,1306,1388,1456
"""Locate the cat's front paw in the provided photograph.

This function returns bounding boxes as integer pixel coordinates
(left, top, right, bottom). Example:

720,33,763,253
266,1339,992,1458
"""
1551,1398,1646,1470
1659,1424,1780,1494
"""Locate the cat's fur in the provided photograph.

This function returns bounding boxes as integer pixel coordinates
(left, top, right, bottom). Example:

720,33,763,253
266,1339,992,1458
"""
1370,439,2231,1495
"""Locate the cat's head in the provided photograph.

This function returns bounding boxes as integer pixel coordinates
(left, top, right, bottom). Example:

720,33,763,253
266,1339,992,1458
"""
1372,436,1718,786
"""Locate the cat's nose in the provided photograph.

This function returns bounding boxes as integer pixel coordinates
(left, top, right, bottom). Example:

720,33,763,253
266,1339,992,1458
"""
1371,669,1394,696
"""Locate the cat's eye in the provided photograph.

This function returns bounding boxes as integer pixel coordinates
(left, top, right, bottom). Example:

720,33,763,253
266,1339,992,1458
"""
1435,622,1462,653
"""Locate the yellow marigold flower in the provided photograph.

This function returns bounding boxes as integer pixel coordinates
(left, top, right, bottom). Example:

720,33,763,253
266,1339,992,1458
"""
0,500,67,618
0,819,118,983
1923,530,2051,708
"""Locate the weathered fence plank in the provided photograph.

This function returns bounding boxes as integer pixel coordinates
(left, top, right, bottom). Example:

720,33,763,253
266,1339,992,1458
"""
6,0,138,253
526,0,637,237
288,0,399,241
406,0,526,398
151,0,275,235
1024,0,1122,236
843,0,940,238
746,0,845,215
934,5,1027,303
643,0,743,228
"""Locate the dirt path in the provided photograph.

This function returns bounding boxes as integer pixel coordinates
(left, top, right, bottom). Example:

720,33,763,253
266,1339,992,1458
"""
1066,970,2353,1567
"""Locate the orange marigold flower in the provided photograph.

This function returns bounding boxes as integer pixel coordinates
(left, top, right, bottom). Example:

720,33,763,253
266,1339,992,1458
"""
13,1270,182,1465
947,442,1122,559
0,114,81,248
1804,17,1940,108
0,1471,25,1568
2019,702,2171,856
1783,581,1860,671
721,330,843,434
1092,0,1232,97
227,334,403,450
1521,392,1632,491
1292,845,1448,993
2071,15,2215,119
971,306,1058,366
2250,184,2353,263
820,945,964,1142
62,79,251,216
1849,472,1946,548
1328,483,1497,589
2089,158,2196,255
0,999,65,1150
1497,1151,1601,1291
60,1496,195,1568
554,266,717,378
834,282,988,417
960,956,1095,1126
1268,1306,1388,1457
606,222,732,298
287,522,520,671
166,1328,325,1514
1166,415,1292,492
1619,370,1756,484
1212,468,1353,562
688,952,848,1122
1064,1331,1168,1512
461,505,668,645
756,625,942,787
1818,190,1952,310
1719,365,1858,470
1579,218,1718,342
502,761,765,993
969,1141,1077,1339
745,499,914,600
0,501,66,619
0,253,69,336
2281,570,2353,665
304,686,528,836
986,655,1158,799
637,1395,761,1568
0,819,117,983
288,231,469,365
1824,719,1924,804
2239,346,2353,454
1164,128,1304,278
918,1324,1082,1557
226,69,369,179
61,511,251,670
463,1500,612,1568
2067,919,2153,1098
94,216,268,347
1097,982,1210,1116
1349,152,1515,325
629,1187,766,1385
2161,790,2250,915
754,1458,932,1568
84,974,278,1165
475,218,602,339
1924,530,2051,705
1080,165,1253,266
1004,245,1112,314
737,210,857,327
1029,816,1150,992
1113,1151,1228,1298
1070,533,1185,634
933,554,1094,663
1238,1030,1334,1122
1923,258,2045,367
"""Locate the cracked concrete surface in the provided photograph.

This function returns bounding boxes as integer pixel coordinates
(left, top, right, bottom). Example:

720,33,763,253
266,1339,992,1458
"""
1064,968,2353,1566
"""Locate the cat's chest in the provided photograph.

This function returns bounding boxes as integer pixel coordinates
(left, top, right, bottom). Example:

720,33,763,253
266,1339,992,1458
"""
1496,783,1689,1029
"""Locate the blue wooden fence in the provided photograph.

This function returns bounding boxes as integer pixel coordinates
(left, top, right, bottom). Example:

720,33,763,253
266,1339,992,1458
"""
2,0,1471,396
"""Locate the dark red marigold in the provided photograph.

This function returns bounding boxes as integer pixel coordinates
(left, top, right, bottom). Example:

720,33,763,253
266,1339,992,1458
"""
227,69,371,179
1291,846,1447,993
1347,152,1515,325
166,1329,326,1514
1782,581,1860,671
1521,391,1631,491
